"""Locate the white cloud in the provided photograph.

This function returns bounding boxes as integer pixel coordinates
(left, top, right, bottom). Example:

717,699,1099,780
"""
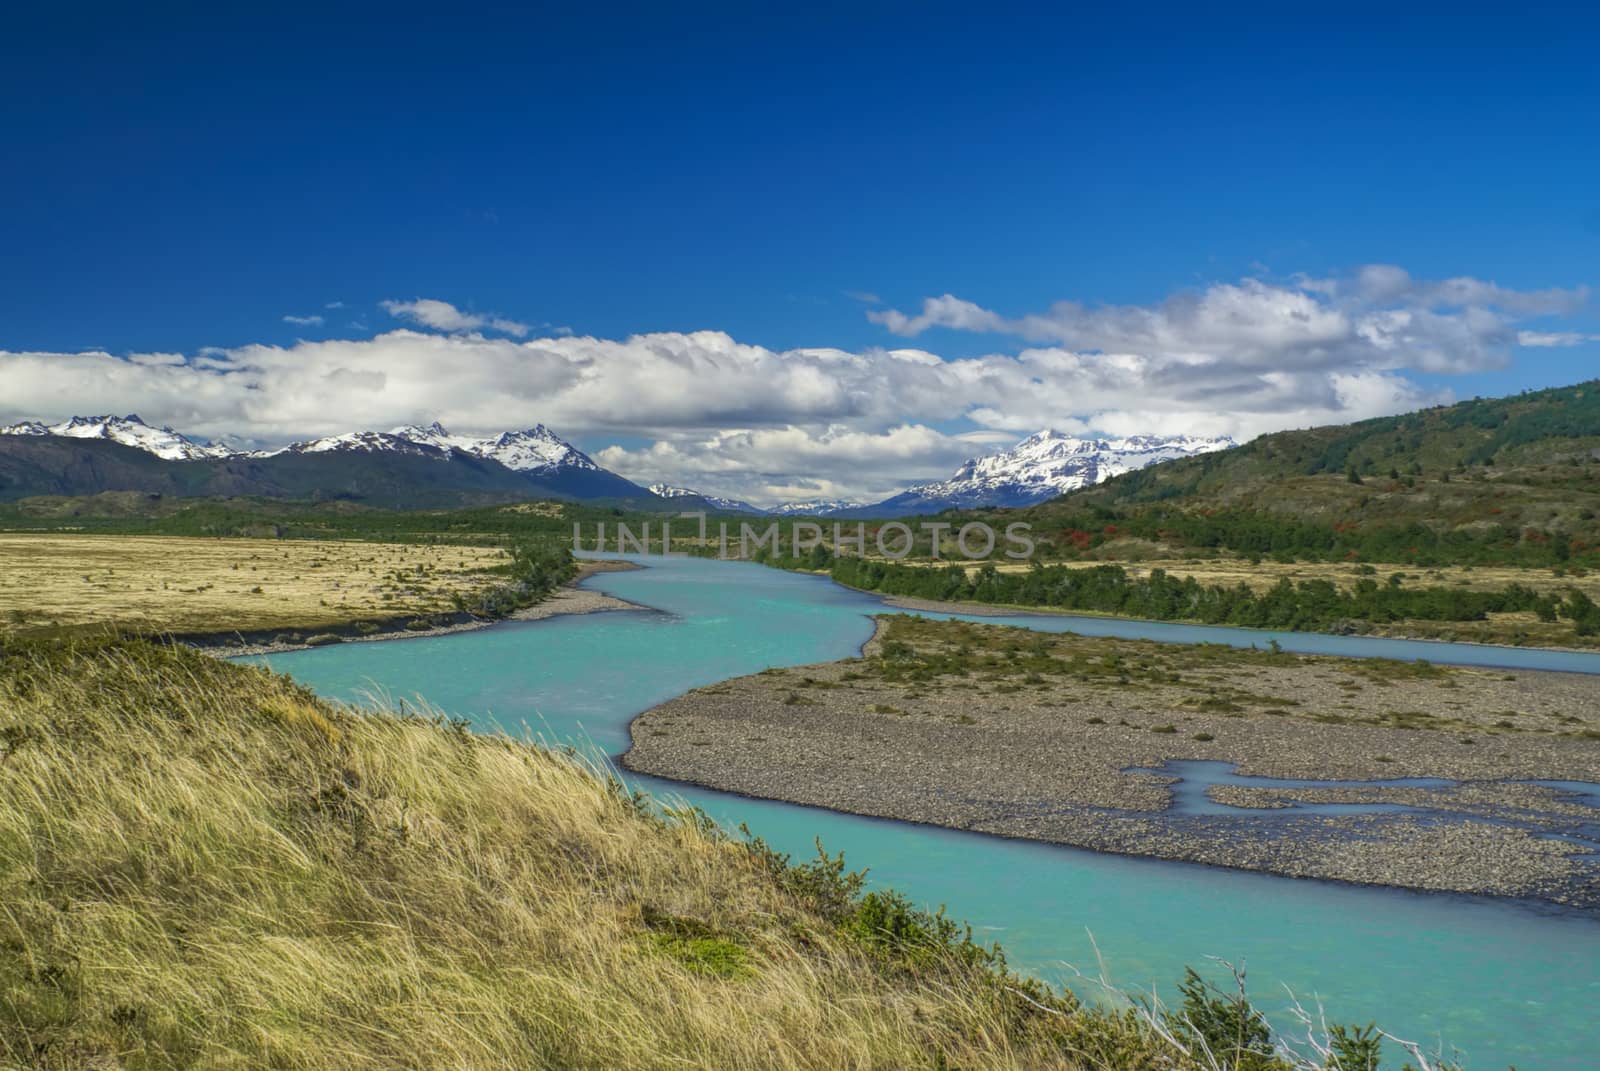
0,267,1590,503
597,424,978,505
1518,330,1600,347
0,327,1445,501
1354,265,1587,315
869,270,1586,377
282,314,324,326
380,298,530,337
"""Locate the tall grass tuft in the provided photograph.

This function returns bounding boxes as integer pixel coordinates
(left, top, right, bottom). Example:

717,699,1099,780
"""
0,639,1445,1069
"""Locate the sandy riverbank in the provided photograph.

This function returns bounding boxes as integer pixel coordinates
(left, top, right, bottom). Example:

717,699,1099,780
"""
194,560,646,656
623,614,1600,907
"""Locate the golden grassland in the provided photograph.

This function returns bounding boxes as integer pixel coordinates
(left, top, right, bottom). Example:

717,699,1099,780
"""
0,640,1224,1070
0,534,510,638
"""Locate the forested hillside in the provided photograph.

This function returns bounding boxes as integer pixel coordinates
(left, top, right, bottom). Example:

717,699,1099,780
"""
1002,380,1600,568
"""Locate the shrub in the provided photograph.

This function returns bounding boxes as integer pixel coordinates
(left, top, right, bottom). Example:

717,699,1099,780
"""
1170,967,1275,1070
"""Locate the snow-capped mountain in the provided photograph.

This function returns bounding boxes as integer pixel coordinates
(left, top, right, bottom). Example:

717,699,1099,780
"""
0,413,614,477
0,414,233,461
247,422,604,477
647,483,766,514
648,483,698,500
252,421,643,498
250,430,445,459
0,414,649,502
391,422,603,475
639,432,1230,518
768,499,868,517
0,420,46,436
863,431,1236,516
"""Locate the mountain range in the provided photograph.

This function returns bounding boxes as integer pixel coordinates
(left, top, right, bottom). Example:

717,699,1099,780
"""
1,415,237,461
651,432,1234,516
0,416,648,507
854,431,1235,516
646,484,767,515
0,416,1237,514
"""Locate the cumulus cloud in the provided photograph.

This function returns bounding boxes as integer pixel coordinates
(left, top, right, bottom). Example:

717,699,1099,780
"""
1518,330,1600,347
596,424,984,506
869,269,1587,377
282,314,324,326
0,328,1446,500
1354,265,1587,315
1,268,1591,502
380,298,530,337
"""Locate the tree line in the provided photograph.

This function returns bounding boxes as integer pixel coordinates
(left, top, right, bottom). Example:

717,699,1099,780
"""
826,556,1600,636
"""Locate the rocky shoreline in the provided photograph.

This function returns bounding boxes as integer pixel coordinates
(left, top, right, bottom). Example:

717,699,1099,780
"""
623,614,1600,907
191,560,646,657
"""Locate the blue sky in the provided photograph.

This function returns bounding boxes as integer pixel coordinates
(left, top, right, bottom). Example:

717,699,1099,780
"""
2,5,1597,503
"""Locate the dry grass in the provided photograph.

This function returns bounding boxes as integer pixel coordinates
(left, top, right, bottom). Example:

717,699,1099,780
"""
0,640,1206,1070
0,534,509,637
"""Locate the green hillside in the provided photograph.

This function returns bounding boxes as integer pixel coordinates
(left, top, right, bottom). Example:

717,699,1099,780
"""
1010,380,1600,568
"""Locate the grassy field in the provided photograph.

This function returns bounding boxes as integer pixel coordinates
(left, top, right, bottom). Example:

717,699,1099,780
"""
832,552,1600,600
878,554,1600,647
0,533,510,638
0,638,1381,1071
753,548,1600,649
863,614,1600,740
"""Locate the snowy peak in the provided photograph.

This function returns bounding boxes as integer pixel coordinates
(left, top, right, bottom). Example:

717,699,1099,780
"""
392,421,453,443
873,430,1235,513
255,430,448,459
475,425,600,474
768,499,867,517
0,414,232,461
0,420,48,436
0,413,650,502
0,414,608,479
647,483,766,514
246,421,600,474
645,486,863,516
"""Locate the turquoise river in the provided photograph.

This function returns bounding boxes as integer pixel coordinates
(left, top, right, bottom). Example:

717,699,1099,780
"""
250,554,1600,1069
